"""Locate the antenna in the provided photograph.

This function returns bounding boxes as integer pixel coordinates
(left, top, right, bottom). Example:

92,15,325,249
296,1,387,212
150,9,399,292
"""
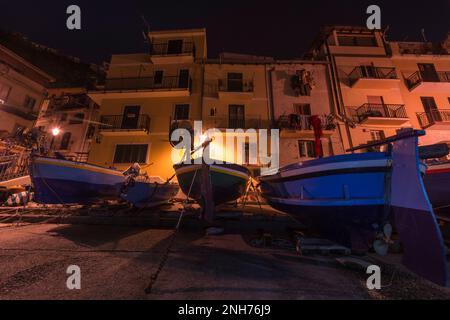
140,15,152,52
421,28,428,42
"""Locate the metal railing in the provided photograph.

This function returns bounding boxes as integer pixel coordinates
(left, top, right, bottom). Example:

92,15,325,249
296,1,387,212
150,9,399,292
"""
416,109,450,128
346,66,397,86
203,116,269,130
277,114,333,130
99,114,151,132
406,71,450,89
348,104,408,123
47,94,94,112
150,42,195,56
0,152,30,183
103,76,191,92
218,79,254,93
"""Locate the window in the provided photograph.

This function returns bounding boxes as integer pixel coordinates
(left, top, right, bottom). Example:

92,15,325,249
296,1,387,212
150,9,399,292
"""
60,132,71,150
23,95,36,110
154,70,164,85
337,35,377,47
229,105,245,128
114,144,148,164
209,107,217,117
60,113,68,122
370,130,385,142
227,73,243,92
174,104,190,120
0,82,11,103
298,140,316,158
167,39,183,55
69,113,84,124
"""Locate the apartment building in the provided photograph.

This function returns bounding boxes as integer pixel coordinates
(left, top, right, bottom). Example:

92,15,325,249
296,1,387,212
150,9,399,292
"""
308,26,450,152
0,44,54,137
35,87,99,162
88,29,207,179
308,26,413,151
201,53,272,175
389,34,450,147
269,60,343,166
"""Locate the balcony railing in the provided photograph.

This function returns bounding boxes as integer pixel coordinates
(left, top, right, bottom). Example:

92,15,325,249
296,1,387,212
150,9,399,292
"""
218,79,254,93
0,152,30,183
346,66,397,86
47,94,94,112
0,103,38,121
277,114,334,131
103,76,191,92
406,71,450,90
99,114,151,132
203,116,269,130
150,42,195,56
348,104,408,123
416,109,450,128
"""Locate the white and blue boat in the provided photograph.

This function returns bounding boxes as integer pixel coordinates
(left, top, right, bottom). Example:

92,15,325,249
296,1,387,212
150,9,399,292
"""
259,129,448,286
30,156,125,204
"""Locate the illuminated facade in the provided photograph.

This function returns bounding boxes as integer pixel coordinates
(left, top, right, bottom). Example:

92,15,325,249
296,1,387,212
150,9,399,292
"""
202,53,272,175
269,60,344,166
88,29,207,179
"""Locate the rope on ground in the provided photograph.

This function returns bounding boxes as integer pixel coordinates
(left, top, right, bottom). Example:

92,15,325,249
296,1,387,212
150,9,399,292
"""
144,168,199,294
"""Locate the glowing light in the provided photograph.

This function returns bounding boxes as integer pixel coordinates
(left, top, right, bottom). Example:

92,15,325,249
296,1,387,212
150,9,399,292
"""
199,134,208,144
51,127,61,136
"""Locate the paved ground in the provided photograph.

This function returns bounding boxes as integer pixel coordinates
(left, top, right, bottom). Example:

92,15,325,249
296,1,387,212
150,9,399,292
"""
0,216,449,300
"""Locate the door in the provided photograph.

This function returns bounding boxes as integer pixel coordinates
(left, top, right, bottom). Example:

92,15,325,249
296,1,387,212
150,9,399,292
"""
418,63,439,82
121,106,140,129
229,105,245,128
421,97,441,123
361,65,377,78
167,39,183,55
367,96,386,117
227,73,243,92
178,69,190,88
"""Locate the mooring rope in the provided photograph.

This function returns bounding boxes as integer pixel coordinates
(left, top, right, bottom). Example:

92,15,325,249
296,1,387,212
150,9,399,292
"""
144,168,199,294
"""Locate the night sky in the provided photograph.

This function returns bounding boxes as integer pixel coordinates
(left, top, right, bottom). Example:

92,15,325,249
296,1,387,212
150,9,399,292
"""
2,0,449,64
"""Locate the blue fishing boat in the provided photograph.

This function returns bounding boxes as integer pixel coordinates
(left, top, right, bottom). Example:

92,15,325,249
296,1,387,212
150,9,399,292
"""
259,129,448,286
174,160,251,206
30,156,125,204
120,175,179,208
423,161,450,211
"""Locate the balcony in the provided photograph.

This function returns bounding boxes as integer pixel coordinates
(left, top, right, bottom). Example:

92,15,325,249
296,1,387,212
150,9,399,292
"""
150,42,195,64
99,114,151,136
218,79,254,100
88,75,191,104
345,66,399,89
203,115,269,131
47,94,94,112
405,71,450,92
348,104,409,126
277,114,335,138
0,103,38,121
416,110,450,130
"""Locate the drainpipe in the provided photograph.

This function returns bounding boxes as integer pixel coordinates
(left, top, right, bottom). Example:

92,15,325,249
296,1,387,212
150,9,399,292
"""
324,41,354,150
265,65,276,129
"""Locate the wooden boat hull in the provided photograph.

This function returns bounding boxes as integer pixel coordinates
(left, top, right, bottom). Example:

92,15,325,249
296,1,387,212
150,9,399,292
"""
120,180,179,208
259,152,391,251
424,162,450,211
30,157,125,204
174,162,250,205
